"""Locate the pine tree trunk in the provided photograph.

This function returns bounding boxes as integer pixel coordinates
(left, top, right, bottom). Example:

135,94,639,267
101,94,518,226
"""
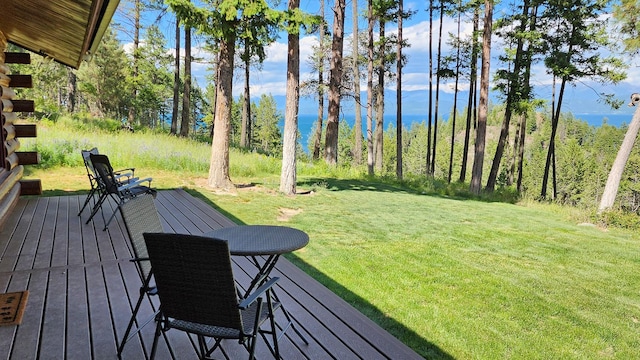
485,0,529,192
396,0,403,180
312,0,325,161
426,0,433,174
470,0,493,195
515,5,538,190
431,2,444,175
171,18,180,135
541,77,567,199
459,6,479,183
447,0,460,182
207,33,235,190
67,70,76,113
366,0,375,175
516,113,527,191
180,26,191,137
280,0,300,195
128,0,140,127
448,1,462,183
598,94,640,212
241,40,251,148
374,19,385,172
353,0,363,165
324,0,345,165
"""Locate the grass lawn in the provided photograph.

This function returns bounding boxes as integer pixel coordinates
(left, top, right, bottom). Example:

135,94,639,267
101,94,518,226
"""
29,166,640,359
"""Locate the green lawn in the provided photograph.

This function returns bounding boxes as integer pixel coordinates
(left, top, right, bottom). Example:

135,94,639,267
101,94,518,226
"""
191,179,640,359
25,123,640,359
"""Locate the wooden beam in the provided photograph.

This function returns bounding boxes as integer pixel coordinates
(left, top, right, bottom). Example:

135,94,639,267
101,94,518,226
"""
11,100,34,113
14,124,36,137
5,138,19,155
0,73,9,87
16,152,39,165
0,169,8,188
9,75,32,89
4,52,31,64
1,86,15,99
3,123,15,141
0,184,20,229
2,98,12,112
19,179,42,195
0,165,22,199
2,111,17,124
6,152,18,170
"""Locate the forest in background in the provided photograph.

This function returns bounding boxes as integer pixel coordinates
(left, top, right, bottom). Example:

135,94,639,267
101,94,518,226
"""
8,0,640,224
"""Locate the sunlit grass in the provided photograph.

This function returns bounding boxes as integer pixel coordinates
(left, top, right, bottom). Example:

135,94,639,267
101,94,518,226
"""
200,186,640,359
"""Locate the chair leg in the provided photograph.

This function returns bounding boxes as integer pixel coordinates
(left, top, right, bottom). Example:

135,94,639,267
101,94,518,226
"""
78,188,96,216
270,290,309,345
203,337,225,359
149,319,162,360
103,208,119,231
117,287,151,356
197,335,209,360
263,294,281,359
268,307,280,359
248,335,258,360
86,193,108,224
102,197,124,231
248,299,264,360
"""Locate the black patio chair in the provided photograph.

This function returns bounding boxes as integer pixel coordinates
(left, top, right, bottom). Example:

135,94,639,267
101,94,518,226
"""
78,147,136,216
87,153,155,230
143,232,281,360
116,194,172,358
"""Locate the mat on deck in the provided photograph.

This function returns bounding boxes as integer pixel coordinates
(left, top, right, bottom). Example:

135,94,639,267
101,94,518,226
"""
0,291,29,326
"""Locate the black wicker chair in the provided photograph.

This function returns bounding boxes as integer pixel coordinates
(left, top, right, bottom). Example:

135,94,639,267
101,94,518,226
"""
116,194,170,357
87,153,155,230
143,233,281,360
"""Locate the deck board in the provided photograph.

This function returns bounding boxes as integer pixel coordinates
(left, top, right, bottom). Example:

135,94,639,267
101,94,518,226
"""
0,189,424,359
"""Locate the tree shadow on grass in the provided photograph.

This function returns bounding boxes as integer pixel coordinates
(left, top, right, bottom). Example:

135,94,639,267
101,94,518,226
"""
297,177,518,204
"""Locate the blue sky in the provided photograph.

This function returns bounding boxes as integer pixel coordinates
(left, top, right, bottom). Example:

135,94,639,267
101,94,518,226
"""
117,1,640,120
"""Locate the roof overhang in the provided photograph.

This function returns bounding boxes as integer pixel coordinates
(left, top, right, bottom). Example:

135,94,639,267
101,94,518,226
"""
0,0,120,69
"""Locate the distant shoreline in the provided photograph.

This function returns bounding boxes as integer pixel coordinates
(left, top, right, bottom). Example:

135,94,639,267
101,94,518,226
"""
289,113,635,146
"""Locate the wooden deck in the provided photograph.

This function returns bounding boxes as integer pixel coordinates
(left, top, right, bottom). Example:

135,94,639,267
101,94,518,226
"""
0,189,424,359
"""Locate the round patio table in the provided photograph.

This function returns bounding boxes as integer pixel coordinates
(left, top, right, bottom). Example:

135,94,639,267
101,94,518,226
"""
204,224,310,344
206,225,309,256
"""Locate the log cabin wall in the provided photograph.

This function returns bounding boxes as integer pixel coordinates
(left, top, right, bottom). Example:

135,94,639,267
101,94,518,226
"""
0,30,40,228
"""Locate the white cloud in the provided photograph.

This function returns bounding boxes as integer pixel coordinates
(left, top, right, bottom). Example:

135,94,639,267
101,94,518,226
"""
247,81,288,97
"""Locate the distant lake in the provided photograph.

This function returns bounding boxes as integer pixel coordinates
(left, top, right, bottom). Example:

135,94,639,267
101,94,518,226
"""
288,113,636,146
574,113,635,128
292,114,432,146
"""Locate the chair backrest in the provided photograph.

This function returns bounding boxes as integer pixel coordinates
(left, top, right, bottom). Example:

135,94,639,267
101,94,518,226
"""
143,233,243,330
90,153,119,194
81,147,100,179
120,194,163,282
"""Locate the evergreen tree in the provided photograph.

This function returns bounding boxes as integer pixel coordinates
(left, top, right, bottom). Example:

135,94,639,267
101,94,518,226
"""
77,29,130,119
539,0,626,199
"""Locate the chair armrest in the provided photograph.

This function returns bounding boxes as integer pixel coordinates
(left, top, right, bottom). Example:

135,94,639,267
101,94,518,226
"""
114,167,135,179
115,172,135,180
117,177,153,192
238,277,279,310
114,167,135,174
